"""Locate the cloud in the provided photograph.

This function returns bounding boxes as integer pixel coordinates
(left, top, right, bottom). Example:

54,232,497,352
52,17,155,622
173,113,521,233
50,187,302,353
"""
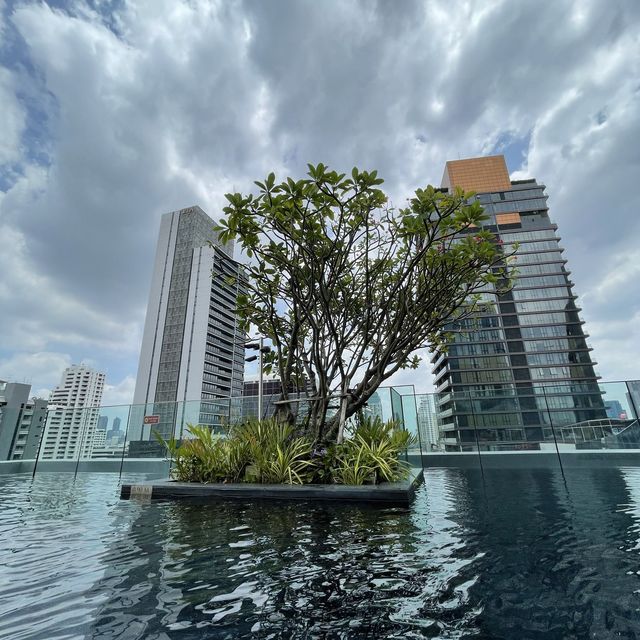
0,351,71,391
0,0,639,404
0,222,140,353
0,66,25,168
102,374,136,407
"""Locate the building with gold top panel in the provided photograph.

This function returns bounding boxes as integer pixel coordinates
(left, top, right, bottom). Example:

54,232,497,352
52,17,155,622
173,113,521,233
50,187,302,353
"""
432,155,605,451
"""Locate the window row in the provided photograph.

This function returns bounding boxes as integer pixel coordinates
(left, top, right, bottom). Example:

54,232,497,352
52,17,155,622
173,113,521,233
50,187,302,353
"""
492,188,546,202
500,229,557,242
520,325,583,339
448,316,502,330
516,312,577,326
512,287,571,301
510,263,567,276
513,274,568,288
529,365,595,379
523,338,588,352
516,299,573,313
512,251,564,265
448,342,508,356
492,198,549,213
504,240,560,252
527,351,592,365
453,370,514,384
452,329,506,343
449,355,511,370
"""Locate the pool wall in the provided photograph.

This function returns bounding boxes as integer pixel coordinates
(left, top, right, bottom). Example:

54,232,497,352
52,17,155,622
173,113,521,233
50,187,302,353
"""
3,451,640,476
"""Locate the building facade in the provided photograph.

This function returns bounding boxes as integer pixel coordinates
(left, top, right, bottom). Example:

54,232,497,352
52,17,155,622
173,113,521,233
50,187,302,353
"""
432,155,605,451
40,365,105,460
239,378,309,421
132,206,245,445
417,394,440,451
0,381,48,461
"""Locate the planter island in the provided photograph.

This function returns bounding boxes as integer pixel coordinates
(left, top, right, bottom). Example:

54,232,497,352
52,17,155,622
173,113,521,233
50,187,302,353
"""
120,467,424,506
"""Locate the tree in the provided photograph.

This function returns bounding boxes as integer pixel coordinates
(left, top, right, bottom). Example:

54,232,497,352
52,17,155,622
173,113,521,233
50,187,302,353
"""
215,164,513,444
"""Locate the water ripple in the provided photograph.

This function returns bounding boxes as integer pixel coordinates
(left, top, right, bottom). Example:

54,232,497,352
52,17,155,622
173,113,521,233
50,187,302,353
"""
2,467,640,638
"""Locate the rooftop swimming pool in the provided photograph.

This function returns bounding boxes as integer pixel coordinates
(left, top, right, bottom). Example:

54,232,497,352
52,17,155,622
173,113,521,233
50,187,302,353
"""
2,467,640,639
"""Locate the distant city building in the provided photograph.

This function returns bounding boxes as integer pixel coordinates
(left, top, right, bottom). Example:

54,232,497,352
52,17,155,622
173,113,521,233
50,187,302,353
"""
363,392,383,420
240,378,306,420
605,400,627,420
106,416,125,445
40,365,105,460
132,206,245,450
0,380,47,460
92,428,107,449
432,155,605,451
417,395,440,451
90,412,125,458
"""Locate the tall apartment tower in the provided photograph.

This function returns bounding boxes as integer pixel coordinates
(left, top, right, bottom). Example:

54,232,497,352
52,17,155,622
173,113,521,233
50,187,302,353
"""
133,206,245,441
40,365,105,459
432,155,605,451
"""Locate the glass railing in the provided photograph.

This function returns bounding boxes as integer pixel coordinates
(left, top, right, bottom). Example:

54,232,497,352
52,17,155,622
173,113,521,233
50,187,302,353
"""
1,379,638,475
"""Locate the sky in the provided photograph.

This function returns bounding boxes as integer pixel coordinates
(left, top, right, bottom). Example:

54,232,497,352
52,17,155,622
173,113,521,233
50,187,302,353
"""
0,0,639,405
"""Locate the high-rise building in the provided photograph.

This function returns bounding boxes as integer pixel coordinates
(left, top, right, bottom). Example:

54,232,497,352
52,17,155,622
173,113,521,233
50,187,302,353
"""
132,206,245,444
432,155,605,451
0,381,48,460
417,395,440,451
40,365,105,459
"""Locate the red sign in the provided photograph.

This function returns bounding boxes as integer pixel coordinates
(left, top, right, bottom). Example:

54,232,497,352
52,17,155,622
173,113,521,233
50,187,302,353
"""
143,415,160,425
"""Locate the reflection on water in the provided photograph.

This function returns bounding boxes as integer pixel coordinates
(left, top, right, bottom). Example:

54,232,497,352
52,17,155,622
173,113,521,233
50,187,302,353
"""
1,467,640,639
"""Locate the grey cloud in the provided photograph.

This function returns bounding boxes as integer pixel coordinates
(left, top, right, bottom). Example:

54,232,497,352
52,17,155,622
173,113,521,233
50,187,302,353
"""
0,0,639,395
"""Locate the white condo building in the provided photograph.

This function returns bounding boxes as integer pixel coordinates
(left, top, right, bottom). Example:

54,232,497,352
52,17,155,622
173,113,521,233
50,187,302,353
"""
40,365,105,460
417,394,441,451
132,206,245,444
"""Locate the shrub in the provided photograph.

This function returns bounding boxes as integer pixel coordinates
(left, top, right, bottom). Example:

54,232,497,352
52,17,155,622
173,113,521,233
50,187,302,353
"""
332,416,415,484
331,444,375,485
155,416,413,486
230,418,312,483
262,437,316,484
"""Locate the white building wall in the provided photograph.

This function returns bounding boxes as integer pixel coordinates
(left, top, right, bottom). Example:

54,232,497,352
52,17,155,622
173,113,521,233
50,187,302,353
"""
132,206,243,438
40,365,105,460
178,246,212,405
133,211,178,407
417,395,441,451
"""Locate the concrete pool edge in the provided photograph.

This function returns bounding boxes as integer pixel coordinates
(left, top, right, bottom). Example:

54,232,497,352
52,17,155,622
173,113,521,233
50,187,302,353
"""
120,467,424,505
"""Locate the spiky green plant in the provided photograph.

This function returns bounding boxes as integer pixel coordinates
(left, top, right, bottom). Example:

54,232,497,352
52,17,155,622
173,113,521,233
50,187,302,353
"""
332,444,374,485
231,418,304,483
154,416,413,486
337,416,414,483
262,437,316,484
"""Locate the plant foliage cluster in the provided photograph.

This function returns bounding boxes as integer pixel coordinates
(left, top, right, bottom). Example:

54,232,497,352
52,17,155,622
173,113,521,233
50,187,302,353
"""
156,417,414,486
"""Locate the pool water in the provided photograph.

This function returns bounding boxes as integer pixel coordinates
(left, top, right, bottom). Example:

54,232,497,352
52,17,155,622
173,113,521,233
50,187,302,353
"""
2,467,640,639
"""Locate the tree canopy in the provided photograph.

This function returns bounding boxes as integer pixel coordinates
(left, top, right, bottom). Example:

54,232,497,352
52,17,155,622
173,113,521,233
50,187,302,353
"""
215,164,513,443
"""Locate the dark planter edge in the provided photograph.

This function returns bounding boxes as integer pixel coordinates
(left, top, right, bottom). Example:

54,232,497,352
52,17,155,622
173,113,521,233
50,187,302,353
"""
120,467,424,506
